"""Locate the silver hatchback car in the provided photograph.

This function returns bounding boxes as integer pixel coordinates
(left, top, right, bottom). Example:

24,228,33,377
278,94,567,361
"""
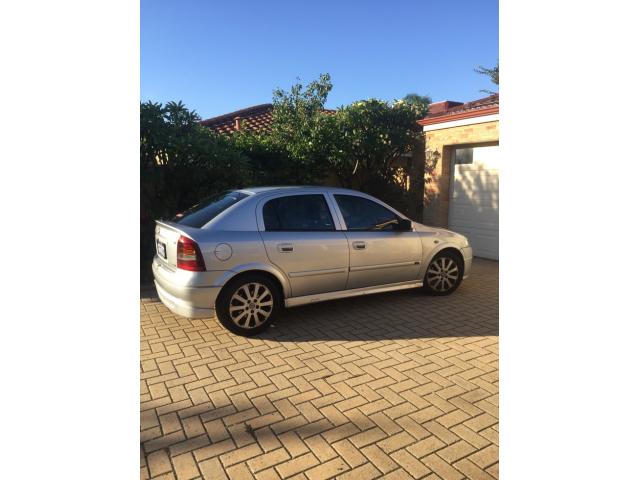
152,186,472,336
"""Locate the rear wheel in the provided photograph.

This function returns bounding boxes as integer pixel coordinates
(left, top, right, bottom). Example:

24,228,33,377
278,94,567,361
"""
423,251,464,295
216,274,282,336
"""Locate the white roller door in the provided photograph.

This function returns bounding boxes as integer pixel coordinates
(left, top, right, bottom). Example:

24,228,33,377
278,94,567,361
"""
449,145,499,260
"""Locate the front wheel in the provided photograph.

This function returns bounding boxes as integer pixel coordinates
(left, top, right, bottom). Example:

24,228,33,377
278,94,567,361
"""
423,251,464,295
215,274,282,336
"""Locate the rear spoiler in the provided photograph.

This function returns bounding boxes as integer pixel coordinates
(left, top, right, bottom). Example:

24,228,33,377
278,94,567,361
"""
155,219,202,241
155,219,182,233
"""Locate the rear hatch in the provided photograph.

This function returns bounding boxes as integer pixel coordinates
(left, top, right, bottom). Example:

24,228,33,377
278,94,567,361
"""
154,191,250,271
154,221,184,270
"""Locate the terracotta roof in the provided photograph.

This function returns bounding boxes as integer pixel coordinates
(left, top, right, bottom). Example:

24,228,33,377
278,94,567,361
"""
417,94,499,126
201,104,337,135
201,104,274,135
427,101,464,115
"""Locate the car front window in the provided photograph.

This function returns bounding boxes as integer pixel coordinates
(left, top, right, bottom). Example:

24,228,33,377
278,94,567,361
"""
334,194,399,231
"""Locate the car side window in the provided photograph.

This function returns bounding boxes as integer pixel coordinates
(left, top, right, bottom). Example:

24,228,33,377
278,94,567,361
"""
334,195,399,231
263,195,335,231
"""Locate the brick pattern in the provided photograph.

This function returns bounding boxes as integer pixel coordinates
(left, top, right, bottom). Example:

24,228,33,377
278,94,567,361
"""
422,121,499,228
140,259,499,479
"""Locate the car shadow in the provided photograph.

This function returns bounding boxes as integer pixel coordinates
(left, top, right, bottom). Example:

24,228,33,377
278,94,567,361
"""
260,288,497,342
259,259,498,342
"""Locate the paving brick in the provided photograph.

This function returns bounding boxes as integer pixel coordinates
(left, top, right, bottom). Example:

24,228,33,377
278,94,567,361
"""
141,426,162,443
169,434,211,457
304,434,338,462
453,458,495,480
336,462,381,480
144,431,186,453
226,462,255,480
378,469,415,480
378,432,416,454
193,438,236,462
275,452,319,478
450,424,491,449
321,423,360,444
247,447,290,473
437,440,476,463
390,450,431,479
219,443,262,467
171,452,199,480
437,409,472,429
423,420,461,445
486,461,499,479
279,431,310,457
406,435,445,459
254,467,280,480
423,452,464,480
198,457,226,480
149,382,169,399
349,427,387,448
468,444,499,469
147,449,172,477
396,416,430,441
343,407,376,431
332,439,367,468
362,444,399,474
140,259,499,480
255,426,282,452
181,416,205,438
304,457,350,480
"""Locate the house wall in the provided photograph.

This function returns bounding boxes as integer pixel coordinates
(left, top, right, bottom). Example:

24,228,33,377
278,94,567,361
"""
422,119,499,227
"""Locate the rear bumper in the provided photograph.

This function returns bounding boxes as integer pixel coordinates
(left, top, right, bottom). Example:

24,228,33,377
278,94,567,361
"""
152,257,220,319
461,246,473,279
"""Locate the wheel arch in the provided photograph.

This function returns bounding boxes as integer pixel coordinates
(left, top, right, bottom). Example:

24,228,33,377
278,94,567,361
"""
420,244,466,279
214,263,290,300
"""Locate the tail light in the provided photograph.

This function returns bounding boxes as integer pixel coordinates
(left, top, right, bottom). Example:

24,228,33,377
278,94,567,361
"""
177,236,206,271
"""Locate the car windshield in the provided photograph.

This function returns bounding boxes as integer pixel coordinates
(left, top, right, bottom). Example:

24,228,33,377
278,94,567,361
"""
172,191,248,228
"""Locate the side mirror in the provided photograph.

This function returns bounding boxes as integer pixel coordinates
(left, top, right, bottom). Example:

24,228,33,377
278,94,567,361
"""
395,218,413,231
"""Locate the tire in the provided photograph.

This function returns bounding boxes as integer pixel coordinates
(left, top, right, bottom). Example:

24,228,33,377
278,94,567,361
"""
215,273,282,336
423,251,464,296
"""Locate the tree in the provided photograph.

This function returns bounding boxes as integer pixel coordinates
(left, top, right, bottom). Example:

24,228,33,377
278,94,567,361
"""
234,75,430,214
268,73,335,184
402,93,431,116
231,130,292,185
140,100,251,279
475,62,499,94
325,98,426,212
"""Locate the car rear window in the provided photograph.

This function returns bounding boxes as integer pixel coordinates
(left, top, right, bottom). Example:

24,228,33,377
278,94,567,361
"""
172,191,248,228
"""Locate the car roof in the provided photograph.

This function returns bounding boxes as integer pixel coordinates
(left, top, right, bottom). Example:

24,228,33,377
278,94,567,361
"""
236,186,365,196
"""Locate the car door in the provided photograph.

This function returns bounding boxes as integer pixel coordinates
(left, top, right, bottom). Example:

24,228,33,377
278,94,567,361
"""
258,192,349,297
331,193,423,289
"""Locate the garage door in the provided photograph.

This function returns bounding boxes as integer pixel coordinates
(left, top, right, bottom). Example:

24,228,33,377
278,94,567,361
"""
449,145,499,260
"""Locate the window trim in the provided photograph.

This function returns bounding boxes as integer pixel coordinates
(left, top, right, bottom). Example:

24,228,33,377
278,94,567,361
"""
258,192,339,232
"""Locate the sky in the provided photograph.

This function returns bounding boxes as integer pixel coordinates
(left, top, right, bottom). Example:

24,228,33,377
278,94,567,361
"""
141,0,498,120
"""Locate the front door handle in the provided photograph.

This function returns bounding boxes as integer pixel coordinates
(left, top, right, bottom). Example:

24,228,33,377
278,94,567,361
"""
352,241,367,250
277,243,294,253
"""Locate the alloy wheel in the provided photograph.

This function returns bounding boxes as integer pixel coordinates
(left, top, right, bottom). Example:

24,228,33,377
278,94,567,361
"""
426,256,460,292
229,282,274,328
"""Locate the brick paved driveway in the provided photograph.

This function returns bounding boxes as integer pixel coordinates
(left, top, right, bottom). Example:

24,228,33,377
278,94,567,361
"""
141,259,498,480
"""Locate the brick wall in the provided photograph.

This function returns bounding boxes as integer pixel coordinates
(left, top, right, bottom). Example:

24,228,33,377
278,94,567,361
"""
422,120,499,226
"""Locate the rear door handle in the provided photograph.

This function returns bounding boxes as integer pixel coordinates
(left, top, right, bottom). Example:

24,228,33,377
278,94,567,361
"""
352,241,366,250
277,243,294,253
